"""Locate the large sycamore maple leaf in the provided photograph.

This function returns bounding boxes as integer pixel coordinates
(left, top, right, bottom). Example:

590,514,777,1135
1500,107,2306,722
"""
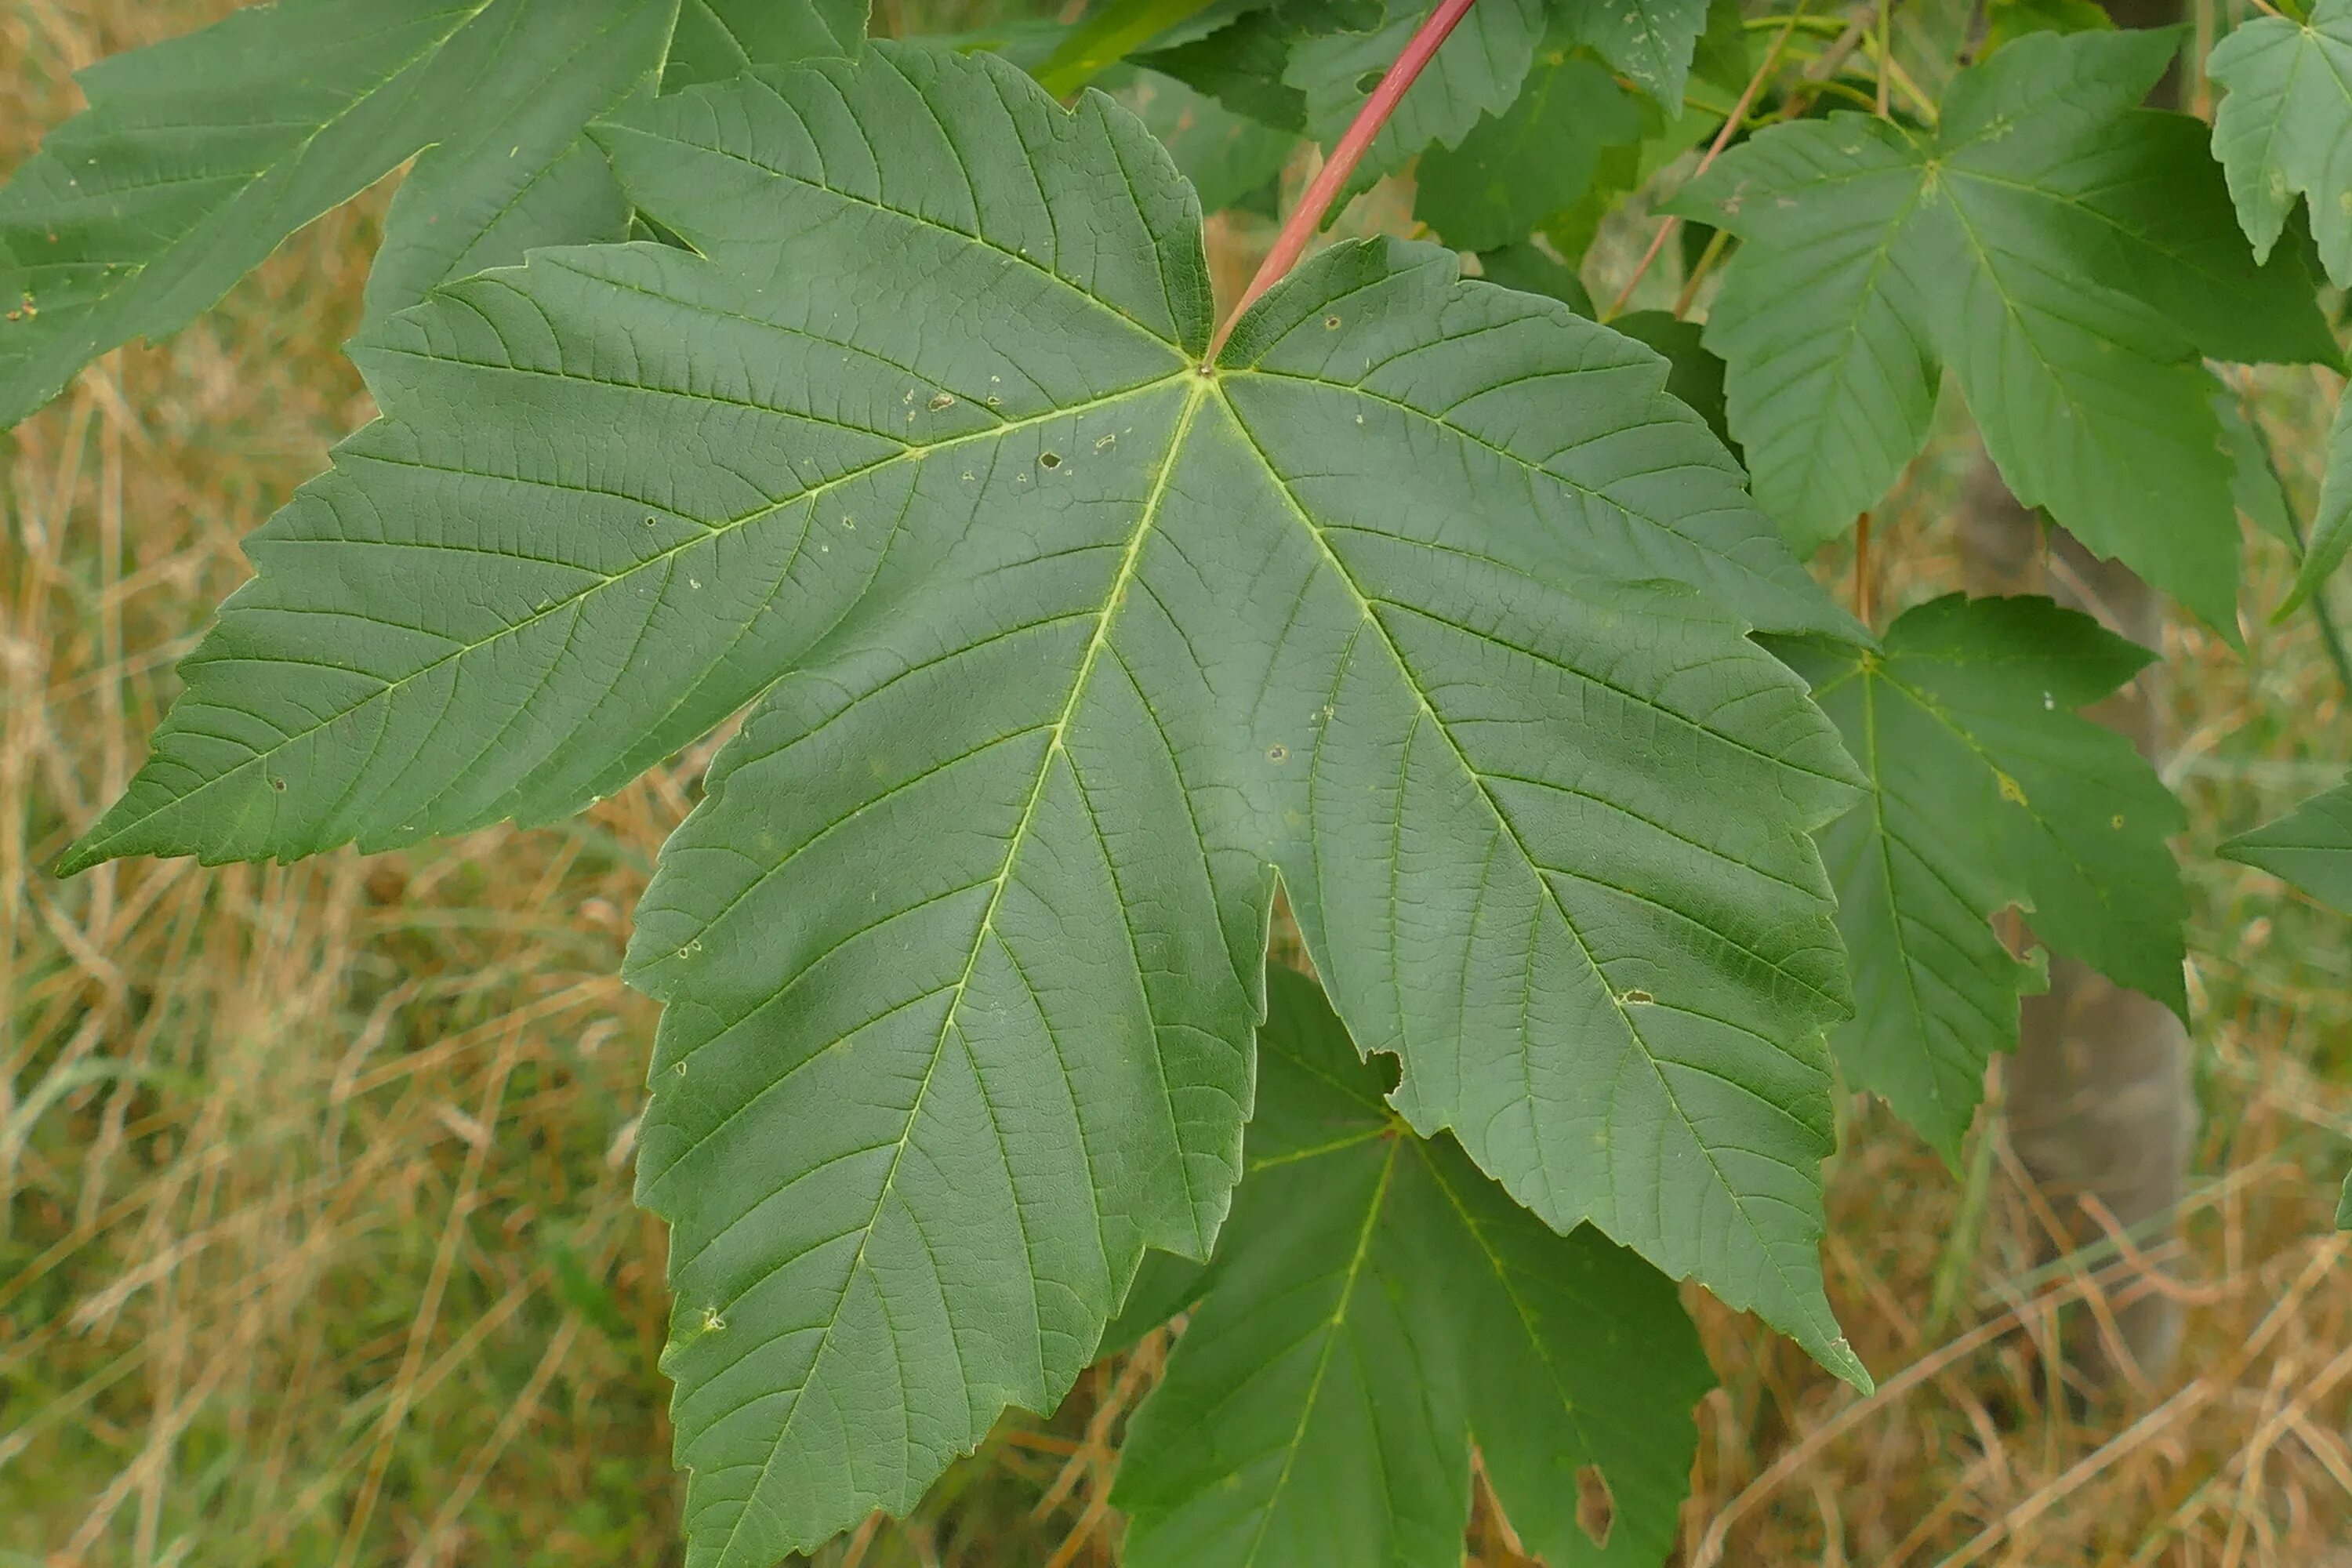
66,45,1868,1563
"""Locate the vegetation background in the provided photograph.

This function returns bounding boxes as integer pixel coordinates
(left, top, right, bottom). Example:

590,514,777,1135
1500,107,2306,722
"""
5,1,2352,1563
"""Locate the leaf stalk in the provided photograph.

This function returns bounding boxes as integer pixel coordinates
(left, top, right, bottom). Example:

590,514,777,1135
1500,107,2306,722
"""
1203,0,1480,365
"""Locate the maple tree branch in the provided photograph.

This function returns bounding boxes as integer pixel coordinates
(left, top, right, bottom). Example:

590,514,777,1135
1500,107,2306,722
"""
1203,0,1479,365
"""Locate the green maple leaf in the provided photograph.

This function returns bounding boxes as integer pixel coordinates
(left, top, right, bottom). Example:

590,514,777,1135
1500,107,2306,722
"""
1112,970,1714,1568
1138,9,1314,131
1674,28,2335,624
1034,0,1238,95
1467,244,1738,456
1109,67,1298,214
1555,0,1715,108
2209,0,2352,289
1415,42,1646,252
0,0,863,429
66,45,1869,1563
1287,0,1545,185
2222,778,2352,912
1773,595,2187,1160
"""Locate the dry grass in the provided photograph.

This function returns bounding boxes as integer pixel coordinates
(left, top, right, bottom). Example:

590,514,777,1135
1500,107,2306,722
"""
6,2,2352,1564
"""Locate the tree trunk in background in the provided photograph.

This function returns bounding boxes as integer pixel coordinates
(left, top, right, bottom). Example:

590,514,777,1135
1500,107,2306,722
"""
1948,0,2204,1395
1959,471,2195,1388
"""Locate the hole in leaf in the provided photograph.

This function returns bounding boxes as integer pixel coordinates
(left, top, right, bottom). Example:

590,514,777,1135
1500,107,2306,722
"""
1619,988,1653,1004
1577,1465,1613,1548
1039,452,1061,469
1355,69,1383,93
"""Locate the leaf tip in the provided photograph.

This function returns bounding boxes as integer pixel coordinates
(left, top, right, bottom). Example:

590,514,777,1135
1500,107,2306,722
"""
53,833,111,879
1821,1334,1875,1394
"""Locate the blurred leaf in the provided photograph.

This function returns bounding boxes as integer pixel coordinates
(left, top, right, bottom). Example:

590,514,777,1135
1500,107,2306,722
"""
1416,47,1645,251
1474,240,1594,314
1036,0,1231,94
1112,971,1714,1568
1287,0,1545,188
1553,0,1715,108
1141,9,1313,128
2281,389,2352,615
2222,776,2352,912
1540,95,1720,267
1613,310,1736,455
1690,0,1751,101
1980,0,2114,57
550,1243,636,1344
1111,66,1301,212
2215,387,2298,548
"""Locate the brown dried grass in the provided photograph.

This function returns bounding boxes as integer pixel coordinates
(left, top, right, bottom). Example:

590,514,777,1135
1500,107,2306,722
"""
6,2,2352,1564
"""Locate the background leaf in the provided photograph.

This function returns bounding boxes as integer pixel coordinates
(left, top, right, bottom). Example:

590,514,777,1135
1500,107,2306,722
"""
1109,65,1298,212
2283,389,2352,615
1415,43,1644,252
2221,777,2352,912
1286,0,1544,187
1773,596,2183,1160
1679,29,2335,614
1112,970,1714,1568
1553,0,1714,108
0,0,870,431
2209,0,2352,289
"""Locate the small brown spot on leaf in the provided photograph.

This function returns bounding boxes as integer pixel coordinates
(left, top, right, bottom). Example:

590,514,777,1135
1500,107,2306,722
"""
1577,1465,1613,1548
